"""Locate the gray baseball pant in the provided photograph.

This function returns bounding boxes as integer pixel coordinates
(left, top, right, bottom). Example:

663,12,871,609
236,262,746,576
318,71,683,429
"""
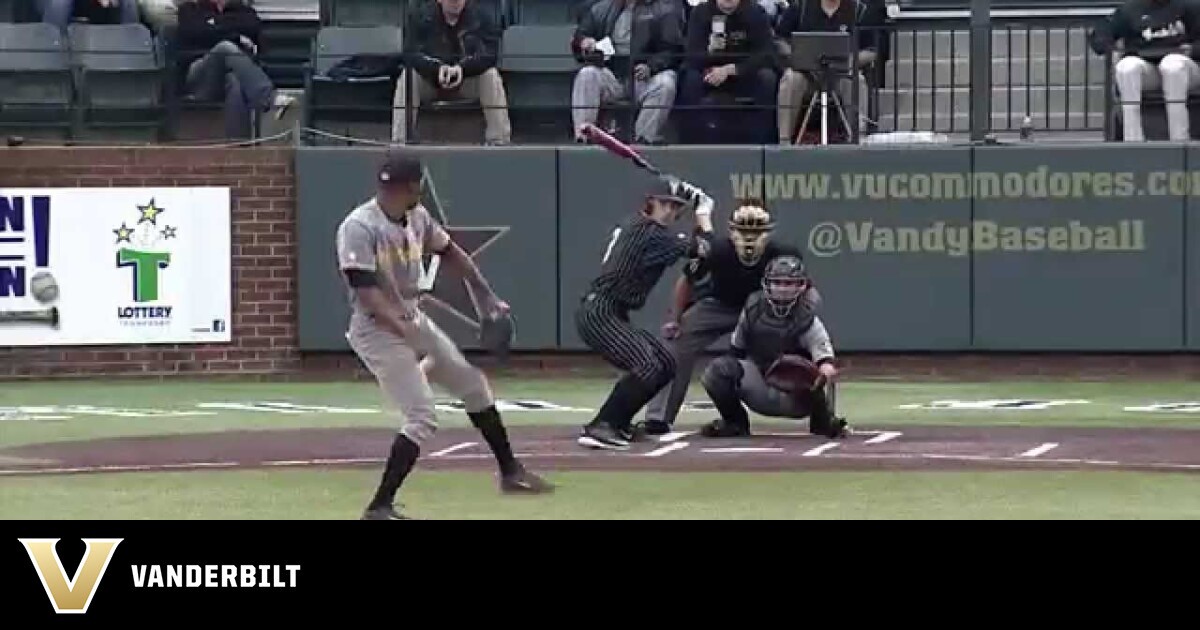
643,297,742,426
347,313,494,446
572,66,677,143
702,356,812,420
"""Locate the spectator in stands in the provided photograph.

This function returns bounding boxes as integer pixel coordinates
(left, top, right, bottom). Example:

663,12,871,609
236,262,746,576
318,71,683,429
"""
1091,0,1200,141
678,0,778,144
37,0,140,32
176,0,294,139
139,0,182,32
570,0,685,145
775,0,882,143
393,0,512,145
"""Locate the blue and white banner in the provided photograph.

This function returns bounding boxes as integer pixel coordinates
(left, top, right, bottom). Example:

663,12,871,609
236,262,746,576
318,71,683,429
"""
0,188,232,346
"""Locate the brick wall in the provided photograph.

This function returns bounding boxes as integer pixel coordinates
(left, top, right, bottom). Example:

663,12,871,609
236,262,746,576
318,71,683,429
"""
0,147,299,378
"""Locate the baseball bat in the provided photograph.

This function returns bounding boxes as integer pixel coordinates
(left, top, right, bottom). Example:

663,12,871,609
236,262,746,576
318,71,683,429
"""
579,123,665,178
0,306,59,327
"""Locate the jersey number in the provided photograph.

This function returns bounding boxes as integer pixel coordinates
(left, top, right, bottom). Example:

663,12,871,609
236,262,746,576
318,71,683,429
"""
602,227,621,264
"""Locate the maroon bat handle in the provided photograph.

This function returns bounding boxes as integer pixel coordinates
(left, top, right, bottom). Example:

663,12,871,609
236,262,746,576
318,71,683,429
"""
580,123,663,177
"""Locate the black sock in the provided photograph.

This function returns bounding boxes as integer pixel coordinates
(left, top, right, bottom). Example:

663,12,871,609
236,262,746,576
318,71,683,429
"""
468,406,520,476
594,375,655,431
369,433,420,511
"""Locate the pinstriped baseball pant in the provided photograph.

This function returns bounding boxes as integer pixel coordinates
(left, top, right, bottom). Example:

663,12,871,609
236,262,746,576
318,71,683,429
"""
575,293,675,392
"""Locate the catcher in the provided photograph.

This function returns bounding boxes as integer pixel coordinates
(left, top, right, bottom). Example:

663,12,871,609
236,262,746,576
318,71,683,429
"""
698,254,847,439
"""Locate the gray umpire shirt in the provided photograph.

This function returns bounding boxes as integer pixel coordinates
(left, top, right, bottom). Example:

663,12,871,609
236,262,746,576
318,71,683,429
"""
335,197,450,330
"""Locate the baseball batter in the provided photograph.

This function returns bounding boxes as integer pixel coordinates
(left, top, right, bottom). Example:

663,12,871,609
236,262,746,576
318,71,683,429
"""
698,255,847,439
574,177,713,451
640,200,821,435
337,150,552,521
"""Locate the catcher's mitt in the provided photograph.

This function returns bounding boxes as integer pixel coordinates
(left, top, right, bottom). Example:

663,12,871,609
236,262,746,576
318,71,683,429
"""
765,355,823,393
479,310,515,359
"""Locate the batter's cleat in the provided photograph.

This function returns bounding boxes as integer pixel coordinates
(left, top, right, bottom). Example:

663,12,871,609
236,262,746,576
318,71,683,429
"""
699,418,751,438
577,421,631,451
500,464,555,495
825,417,851,439
621,423,650,443
360,505,411,521
636,420,672,436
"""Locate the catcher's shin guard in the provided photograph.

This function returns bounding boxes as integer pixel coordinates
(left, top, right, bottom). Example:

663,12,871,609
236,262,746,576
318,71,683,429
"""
808,381,847,438
700,356,750,430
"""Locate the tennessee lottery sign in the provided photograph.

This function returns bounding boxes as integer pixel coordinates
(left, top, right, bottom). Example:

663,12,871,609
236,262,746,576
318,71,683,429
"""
0,188,232,346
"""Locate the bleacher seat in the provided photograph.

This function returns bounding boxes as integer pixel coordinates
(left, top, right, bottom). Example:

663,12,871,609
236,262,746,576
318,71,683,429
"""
0,23,74,140
515,0,594,25
304,25,404,143
322,0,407,27
67,23,167,141
498,23,577,142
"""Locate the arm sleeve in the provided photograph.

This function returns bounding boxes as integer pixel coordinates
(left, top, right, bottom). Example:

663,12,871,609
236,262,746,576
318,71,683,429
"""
1089,7,1126,55
217,7,262,43
415,207,452,254
572,5,603,62
800,316,835,364
336,220,377,272
774,3,797,39
460,13,501,76
405,14,444,80
648,7,686,74
730,308,749,357
176,4,224,50
685,6,710,71
735,6,775,76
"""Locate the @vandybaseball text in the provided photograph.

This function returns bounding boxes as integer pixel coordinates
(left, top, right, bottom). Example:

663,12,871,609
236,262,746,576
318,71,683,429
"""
807,220,1146,257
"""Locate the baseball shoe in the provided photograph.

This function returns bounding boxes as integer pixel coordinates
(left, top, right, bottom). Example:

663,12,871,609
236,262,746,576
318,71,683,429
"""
500,464,555,495
621,423,651,443
699,418,751,438
826,417,850,439
636,420,672,436
577,421,631,451
360,505,411,521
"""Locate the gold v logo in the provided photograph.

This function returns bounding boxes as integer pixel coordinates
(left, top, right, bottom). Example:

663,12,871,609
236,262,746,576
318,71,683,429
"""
19,538,123,614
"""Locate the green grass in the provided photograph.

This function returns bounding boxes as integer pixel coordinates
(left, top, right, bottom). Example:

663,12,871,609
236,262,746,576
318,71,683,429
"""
2,469,1198,520
0,378,1198,451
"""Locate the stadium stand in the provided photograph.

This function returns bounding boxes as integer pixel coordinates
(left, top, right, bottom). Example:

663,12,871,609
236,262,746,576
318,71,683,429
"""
0,22,74,140
68,22,167,141
304,24,403,143
498,22,578,142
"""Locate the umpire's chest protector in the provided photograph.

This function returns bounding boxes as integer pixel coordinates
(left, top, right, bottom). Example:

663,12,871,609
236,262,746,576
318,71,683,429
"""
743,295,816,370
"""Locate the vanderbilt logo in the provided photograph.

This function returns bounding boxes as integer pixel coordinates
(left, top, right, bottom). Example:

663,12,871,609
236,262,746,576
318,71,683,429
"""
19,538,123,614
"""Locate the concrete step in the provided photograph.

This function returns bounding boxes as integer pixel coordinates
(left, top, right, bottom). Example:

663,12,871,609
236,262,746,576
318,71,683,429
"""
885,55,1108,88
878,85,1108,119
873,112,1108,133
893,26,1095,58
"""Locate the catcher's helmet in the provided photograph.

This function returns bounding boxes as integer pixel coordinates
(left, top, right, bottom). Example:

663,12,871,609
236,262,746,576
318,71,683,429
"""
762,255,809,317
729,202,775,266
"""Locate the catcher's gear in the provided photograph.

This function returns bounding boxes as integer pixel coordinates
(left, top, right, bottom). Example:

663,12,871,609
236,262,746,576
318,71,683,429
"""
762,255,810,317
479,309,515,358
699,417,751,438
764,354,823,393
729,203,775,266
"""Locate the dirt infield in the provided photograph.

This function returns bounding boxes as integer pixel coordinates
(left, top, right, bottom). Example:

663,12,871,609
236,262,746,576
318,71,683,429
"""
2,425,1199,476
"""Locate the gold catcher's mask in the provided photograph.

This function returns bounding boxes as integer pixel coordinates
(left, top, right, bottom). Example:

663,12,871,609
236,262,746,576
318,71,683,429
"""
729,202,775,266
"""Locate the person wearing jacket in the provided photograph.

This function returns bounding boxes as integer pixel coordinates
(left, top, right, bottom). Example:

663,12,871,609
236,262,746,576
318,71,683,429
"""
1091,0,1200,141
393,0,512,145
678,0,778,144
570,0,685,144
176,0,293,139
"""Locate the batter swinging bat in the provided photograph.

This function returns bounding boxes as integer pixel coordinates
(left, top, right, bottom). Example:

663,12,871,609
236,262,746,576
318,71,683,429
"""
0,306,59,327
579,123,665,178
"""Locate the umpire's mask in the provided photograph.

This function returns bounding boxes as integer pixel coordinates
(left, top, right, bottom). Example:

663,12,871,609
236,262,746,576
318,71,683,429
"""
762,255,809,318
729,203,775,266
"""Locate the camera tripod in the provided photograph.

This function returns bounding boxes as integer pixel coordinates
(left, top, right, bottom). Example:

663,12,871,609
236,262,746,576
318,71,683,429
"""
795,60,854,145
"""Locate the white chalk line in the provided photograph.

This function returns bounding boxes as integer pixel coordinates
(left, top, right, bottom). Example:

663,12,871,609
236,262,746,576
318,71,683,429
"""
643,442,690,458
656,431,695,443
865,431,903,445
803,443,841,457
1019,443,1060,458
701,447,785,454
429,442,478,458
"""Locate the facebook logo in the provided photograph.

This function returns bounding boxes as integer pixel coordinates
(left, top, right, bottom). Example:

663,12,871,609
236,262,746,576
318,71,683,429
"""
0,195,51,297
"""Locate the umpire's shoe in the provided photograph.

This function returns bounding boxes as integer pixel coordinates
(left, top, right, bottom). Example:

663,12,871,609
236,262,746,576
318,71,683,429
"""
360,505,411,521
578,421,631,451
635,420,672,436
699,418,751,438
500,463,555,495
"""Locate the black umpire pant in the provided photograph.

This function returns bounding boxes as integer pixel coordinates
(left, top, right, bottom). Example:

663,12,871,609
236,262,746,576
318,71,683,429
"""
576,292,676,430
644,297,742,426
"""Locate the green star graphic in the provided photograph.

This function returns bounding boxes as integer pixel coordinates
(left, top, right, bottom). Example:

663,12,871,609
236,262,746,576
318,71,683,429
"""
113,222,134,244
138,199,165,225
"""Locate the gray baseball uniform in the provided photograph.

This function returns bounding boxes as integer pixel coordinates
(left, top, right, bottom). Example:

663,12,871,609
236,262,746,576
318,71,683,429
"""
336,197,494,446
725,304,834,419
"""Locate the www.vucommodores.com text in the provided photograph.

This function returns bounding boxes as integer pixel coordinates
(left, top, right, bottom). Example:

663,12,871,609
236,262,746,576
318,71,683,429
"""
730,167,1200,201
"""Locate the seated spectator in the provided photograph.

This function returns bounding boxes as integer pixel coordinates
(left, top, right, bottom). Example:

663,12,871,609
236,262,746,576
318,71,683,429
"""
139,0,182,32
393,0,512,145
775,0,881,143
678,0,778,144
1090,0,1200,141
176,0,294,139
570,0,684,145
37,0,139,32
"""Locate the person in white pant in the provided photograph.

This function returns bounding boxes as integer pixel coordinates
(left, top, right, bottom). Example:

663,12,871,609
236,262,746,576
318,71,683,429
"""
570,0,686,144
1091,0,1200,141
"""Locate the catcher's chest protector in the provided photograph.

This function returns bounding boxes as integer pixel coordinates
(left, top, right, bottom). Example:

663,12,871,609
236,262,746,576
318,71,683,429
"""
743,297,816,371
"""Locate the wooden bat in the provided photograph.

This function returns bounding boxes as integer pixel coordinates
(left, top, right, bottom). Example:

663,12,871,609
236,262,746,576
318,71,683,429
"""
0,306,59,327
579,123,666,178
